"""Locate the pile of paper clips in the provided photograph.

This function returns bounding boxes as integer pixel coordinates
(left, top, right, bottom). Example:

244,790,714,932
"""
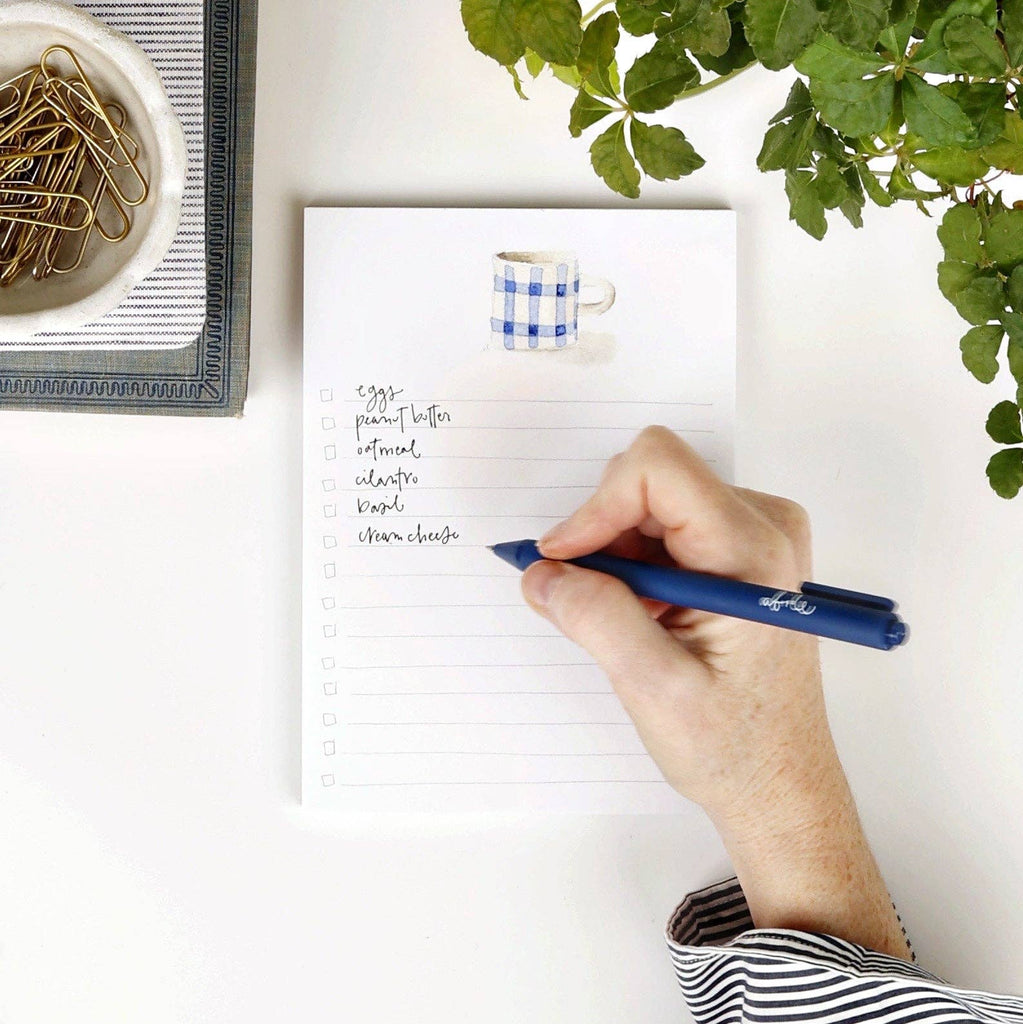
0,46,149,288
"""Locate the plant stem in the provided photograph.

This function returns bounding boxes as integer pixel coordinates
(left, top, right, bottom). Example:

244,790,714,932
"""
680,63,755,99
581,0,614,24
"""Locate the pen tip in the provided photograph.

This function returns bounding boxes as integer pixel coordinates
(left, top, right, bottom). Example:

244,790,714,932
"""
486,545,495,551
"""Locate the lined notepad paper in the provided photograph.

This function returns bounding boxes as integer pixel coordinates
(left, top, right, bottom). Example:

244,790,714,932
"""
303,208,736,811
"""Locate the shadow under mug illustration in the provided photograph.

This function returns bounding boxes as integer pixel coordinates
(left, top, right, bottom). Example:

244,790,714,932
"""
491,251,616,350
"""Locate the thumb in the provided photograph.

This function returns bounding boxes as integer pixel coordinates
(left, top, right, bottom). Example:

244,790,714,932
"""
521,560,695,692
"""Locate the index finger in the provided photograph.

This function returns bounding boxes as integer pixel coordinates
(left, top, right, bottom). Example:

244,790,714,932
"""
537,426,773,579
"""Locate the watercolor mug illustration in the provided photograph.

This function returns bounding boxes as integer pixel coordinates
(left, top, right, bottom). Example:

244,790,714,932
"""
491,251,616,350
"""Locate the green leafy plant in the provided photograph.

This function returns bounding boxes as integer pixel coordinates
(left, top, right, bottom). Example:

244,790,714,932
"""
461,0,1023,498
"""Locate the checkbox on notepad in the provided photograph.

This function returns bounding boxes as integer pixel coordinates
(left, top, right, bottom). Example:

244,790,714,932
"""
321,656,335,670
324,563,336,579
323,535,337,549
323,740,336,756
322,596,336,610
324,445,336,461
322,479,336,492
323,713,337,726
321,417,336,430
321,773,335,787
323,681,337,695
323,624,336,638
323,504,336,518
320,388,333,402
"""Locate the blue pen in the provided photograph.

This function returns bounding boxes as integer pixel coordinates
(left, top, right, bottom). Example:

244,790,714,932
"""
490,539,908,651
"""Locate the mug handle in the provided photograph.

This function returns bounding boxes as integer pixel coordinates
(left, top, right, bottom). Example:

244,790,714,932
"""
578,275,616,316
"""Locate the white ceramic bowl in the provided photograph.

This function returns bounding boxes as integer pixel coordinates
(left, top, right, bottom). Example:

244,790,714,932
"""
0,0,187,343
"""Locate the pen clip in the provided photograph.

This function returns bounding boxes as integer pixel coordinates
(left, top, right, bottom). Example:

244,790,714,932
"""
799,581,897,613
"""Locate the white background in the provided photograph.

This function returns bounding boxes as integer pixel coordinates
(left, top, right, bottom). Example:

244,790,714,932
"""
1,1,1022,1020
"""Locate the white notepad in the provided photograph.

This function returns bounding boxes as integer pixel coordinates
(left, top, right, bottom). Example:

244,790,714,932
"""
303,207,736,812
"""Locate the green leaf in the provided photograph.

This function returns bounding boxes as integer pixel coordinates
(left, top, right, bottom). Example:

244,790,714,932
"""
986,400,1023,443
857,161,895,206
569,89,615,136
590,117,641,197
958,274,1007,323
878,10,917,55
785,168,828,239
914,146,990,186
943,15,1007,75
888,162,934,200
810,72,895,137
616,0,662,36
902,75,977,147
840,192,865,227
577,11,621,96
1002,0,1023,66
914,0,946,33
695,6,757,74
631,119,706,179
624,40,701,112
1006,265,1023,312
769,79,814,123
524,48,547,76
888,0,918,23
656,0,732,57
812,121,847,161
984,209,1023,266
757,110,816,170
988,448,1023,498
813,156,849,208
506,63,528,97
938,203,984,263
960,324,1004,381
550,62,583,86
939,82,1008,150
938,259,979,302
461,0,526,65
1005,312,1023,381
794,34,888,79
823,0,890,50
987,447,1023,497
516,0,583,65
983,113,1023,172
912,0,997,73
743,0,821,70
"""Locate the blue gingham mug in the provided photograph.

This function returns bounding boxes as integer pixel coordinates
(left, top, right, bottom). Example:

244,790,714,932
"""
491,251,616,350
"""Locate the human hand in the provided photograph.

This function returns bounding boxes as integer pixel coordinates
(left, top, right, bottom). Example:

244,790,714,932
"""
521,426,838,831
521,426,911,958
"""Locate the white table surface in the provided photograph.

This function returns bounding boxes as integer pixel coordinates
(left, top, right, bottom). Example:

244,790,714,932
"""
2,2,1022,1020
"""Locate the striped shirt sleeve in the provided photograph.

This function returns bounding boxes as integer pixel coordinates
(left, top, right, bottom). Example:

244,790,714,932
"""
666,878,1023,1023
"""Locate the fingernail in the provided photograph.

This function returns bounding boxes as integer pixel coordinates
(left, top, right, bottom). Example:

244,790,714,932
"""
522,560,567,609
538,519,571,554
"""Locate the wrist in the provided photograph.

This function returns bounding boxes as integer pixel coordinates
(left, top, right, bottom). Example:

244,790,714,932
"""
706,753,913,961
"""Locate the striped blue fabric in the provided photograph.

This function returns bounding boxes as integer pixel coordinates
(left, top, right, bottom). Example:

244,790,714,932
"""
667,878,1023,1023
26,0,207,350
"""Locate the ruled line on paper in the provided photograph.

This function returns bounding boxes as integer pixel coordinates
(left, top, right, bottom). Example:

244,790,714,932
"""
349,634,568,639
327,782,663,790
343,425,714,432
349,692,612,697
333,455,717,463
339,485,596,492
343,515,566,520
342,398,714,406
342,750,649,755
344,720,630,729
334,603,525,609
336,663,594,670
